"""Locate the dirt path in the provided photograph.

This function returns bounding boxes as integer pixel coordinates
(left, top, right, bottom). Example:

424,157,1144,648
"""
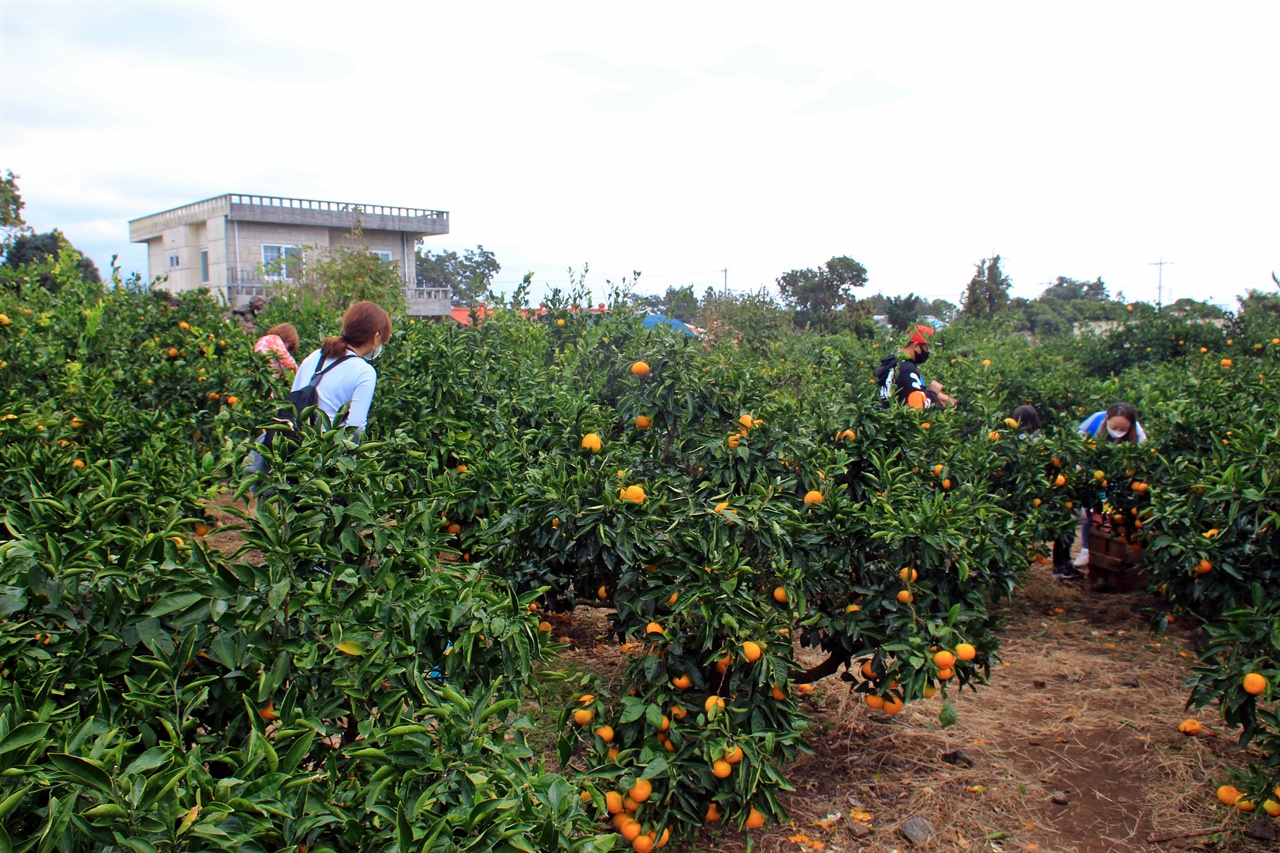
658,566,1273,853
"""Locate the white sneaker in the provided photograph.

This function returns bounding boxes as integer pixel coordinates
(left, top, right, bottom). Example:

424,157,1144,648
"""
1072,549,1090,568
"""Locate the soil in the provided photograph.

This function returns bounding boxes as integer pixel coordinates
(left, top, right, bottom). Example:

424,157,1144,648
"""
561,566,1273,853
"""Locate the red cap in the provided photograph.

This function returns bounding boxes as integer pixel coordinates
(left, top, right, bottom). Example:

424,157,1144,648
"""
907,324,934,346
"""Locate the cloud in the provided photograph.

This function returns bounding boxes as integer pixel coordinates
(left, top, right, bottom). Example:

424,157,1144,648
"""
698,44,821,86
542,51,695,111
792,72,912,114
3,2,355,84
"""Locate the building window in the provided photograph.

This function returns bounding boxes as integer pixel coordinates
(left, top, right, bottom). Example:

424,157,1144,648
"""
262,244,301,280
372,250,393,263
169,254,181,268
200,250,209,283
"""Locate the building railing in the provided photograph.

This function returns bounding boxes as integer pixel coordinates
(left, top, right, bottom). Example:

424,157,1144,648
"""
130,194,449,241
224,271,450,313
228,194,447,221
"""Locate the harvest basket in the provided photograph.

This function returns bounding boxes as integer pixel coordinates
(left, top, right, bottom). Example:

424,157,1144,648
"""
1087,524,1147,593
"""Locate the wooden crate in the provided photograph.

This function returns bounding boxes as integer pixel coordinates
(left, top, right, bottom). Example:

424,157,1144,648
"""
1087,527,1148,593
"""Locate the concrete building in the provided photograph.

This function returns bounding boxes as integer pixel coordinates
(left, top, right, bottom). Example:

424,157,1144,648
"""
128,193,452,317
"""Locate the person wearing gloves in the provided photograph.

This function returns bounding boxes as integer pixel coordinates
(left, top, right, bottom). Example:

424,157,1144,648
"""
875,324,956,409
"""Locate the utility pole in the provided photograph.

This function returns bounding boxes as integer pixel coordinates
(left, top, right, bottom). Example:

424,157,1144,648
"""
722,268,728,297
1150,257,1172,312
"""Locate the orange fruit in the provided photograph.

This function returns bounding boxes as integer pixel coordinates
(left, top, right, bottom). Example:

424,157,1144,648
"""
657,714,670,732
772,586,787,604
845,603,860,613
796,683,814,695
456,464,468,473
1262,799,1280,817
168,347,179,358
864,694,884,710
672,674,692,689
741,641,763,662
988,431,1000,440
955,643,977,661
258,702,279,722
704,695,725,714
194,523,211,537
631,361,650,377
897,590,913,604
727,433,741,449
1195,559,1213,575
1217,785,1241,806
1221,358,1233,368
1236,797,1257,813
934,650,956,669
635,415,652,429
724,745,744,764
936,667,954,681
645,621,663,636
1031,498,1042,508
596,725,614,742
621,485,646,504
1054,474,1066,487
899,567,918,583
656,828,670,848
745,807,765,829
538,621,552,632
1178,719,1202,736
581,433,602,452
838,429,856,441
670,704,687,720
605,791,624,814
923,684,937,698
941,478,952,490
72,459,85,469
1243,673,1267,695
225,396,238,406
881,695,904,715
771,685,786,701
738,414,756,429
620,818,643,841
1131,481,1149,493
803,490,823,505
447,523,461,535
921,422,931,429
711,759,732,778
706,803,722,822
573,708,594,725
628,778,653,803
556,318,565,326
714,654,731,674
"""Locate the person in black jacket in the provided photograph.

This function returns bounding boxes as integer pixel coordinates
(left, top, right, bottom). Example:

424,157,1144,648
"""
875,325,956,409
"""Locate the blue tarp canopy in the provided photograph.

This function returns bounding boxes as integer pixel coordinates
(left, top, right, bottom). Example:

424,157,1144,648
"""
641,313,696,336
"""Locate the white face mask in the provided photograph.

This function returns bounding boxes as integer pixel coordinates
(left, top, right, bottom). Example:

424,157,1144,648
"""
367,343,383,361
1107,426,1127,439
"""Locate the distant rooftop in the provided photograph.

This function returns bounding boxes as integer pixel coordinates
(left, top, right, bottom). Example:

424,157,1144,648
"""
129,193,449,242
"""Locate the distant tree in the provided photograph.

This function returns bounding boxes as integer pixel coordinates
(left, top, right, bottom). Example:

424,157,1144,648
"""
1,170,25,230
926,298,958,322
776,255,868,331
883,292,924,333
416,244,500,306
1239,288,1280,319
1166,297,1225,319
961,256,1011,319
4,229,101,284
665,285,699,323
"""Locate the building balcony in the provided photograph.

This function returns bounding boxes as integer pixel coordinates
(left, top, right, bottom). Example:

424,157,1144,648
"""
223,269,451,317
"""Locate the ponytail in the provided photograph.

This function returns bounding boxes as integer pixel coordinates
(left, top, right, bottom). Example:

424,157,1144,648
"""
320,335,349,359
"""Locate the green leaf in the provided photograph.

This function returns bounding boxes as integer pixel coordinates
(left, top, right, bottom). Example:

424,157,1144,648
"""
0,723,50,756
50,753,114,795
0,786,30,821
145,592,204,618
939,702,958,729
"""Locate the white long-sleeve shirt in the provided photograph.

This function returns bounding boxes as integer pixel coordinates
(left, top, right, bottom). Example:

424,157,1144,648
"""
291,349,378,432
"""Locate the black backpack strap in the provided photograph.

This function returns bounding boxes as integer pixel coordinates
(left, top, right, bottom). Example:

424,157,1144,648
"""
309,353,355,388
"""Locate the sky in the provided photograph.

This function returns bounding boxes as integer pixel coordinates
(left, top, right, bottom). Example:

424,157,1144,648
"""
3,0,1278,310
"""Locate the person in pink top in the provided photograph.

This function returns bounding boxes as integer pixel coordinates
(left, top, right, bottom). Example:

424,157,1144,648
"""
254,323,299,376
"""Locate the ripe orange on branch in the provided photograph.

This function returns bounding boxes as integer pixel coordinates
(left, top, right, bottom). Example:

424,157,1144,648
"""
631,361,650,376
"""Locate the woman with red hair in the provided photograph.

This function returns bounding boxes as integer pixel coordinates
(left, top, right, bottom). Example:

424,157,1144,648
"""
290,301,392,436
